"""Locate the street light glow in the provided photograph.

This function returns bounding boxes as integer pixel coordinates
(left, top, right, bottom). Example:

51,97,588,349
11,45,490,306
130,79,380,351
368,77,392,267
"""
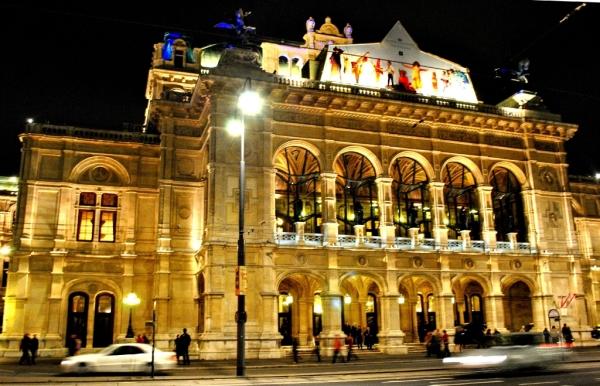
226,118,244,137
238,90,262,116
123,292,141,306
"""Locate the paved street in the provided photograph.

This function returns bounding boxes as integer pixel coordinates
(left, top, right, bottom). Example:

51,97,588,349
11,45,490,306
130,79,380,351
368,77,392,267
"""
1,347,599,385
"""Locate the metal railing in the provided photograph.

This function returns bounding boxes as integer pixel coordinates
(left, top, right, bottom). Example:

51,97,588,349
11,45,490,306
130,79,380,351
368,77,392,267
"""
273,231,535,255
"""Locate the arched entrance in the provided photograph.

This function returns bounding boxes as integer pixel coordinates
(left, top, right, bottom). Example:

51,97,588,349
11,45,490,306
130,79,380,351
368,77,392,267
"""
66,292,89,348
92,293,115,347
398,276,437,342
503,281,533,331
463,281,485,326
340,274,382,344
277,273,324,345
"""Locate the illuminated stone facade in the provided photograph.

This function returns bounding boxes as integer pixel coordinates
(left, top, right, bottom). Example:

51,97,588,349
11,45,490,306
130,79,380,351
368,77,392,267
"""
0,18,599,359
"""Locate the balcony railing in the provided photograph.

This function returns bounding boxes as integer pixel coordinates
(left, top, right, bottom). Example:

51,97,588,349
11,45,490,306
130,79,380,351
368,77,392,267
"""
273,232,534,254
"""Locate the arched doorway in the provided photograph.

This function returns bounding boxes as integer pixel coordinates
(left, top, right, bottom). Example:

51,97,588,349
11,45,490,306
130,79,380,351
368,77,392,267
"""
92,293,115,347
463,281,485,326
278,273,324,345
340,274,381,343
503,281,533,331
66,292,89,348
399,276,437,343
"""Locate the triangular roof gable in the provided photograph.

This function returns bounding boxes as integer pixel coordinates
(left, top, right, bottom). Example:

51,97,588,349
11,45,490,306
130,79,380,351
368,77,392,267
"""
382,21,418,49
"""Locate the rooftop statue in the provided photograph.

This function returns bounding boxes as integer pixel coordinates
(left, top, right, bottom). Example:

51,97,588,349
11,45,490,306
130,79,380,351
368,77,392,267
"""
214,8,256,42
306,17,316,33
343,23,353,39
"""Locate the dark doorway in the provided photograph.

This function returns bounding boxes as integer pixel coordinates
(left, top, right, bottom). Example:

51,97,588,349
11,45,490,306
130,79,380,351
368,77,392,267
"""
278,294,292,346
366,293,379,343
92,293,114,347
66,292,89,348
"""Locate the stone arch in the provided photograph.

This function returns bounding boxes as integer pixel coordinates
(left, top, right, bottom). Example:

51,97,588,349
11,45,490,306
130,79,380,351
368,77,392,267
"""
338,270,387,294
451,273,492,296
333,146,383,176
396,272,442,295
440,156,484,185
389,151,435,181
276,270,327,294
68,156,131,186
500,274,538,296
272,140,323,171
489,161,529,189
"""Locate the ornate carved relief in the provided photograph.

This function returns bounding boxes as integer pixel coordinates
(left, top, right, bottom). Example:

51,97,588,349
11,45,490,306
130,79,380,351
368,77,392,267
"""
272,110,325,126
483,134,524,149
437,128,479,143
387,122,431,137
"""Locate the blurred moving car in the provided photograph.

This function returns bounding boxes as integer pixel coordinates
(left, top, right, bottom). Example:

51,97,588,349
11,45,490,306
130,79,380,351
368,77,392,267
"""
443,332,570,371
60,343,176,374
591,326,600,339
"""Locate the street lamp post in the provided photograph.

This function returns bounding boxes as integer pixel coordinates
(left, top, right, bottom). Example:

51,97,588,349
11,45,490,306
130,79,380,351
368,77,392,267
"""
123,292,141,339
227,78,262,377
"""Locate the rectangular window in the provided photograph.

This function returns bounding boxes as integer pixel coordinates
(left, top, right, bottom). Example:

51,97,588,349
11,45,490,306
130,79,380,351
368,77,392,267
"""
77,210,95,241
79,192,96,206
101,193,118,207
99,211,116,242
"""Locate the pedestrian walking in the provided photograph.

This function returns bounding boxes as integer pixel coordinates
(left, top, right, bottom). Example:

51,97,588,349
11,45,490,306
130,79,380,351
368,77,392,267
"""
562,323,574,348
543,328,551,344
313,335,321,362
292,337,300,363
19,334,31,365
67,334,78,357
174,334,182,364
346,334,358,361
332,335,345,363
441,330,450,358
180,328,191,365
30,334,39,364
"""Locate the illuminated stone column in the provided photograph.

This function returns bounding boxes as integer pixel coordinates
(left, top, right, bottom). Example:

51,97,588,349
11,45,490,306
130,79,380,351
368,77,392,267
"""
377,294,407,354
428,182,448,249
484,295,506,331
320,173,338,246
520,190,538,251
298,296,310,345
476,185,497,249
294,222,305,245
376,177,395,246
319,292,343,355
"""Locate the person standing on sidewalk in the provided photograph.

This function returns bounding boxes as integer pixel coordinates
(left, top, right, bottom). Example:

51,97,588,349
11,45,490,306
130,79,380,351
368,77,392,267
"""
30,334,39,364
180,328,191,365
292,337,300,363
19,334,31,365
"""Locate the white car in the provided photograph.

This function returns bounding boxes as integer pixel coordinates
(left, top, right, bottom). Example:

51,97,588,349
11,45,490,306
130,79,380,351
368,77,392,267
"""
443,332,570,371
60,343,177,374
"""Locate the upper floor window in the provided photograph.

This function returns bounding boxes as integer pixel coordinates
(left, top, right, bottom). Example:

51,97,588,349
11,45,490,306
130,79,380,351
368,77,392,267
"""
77,192,118,242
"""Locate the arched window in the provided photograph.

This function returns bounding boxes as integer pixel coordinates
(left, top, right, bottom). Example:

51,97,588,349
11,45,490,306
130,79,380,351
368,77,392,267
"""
274,147,321,233
490,167,526,241
335,152,379,236
391,157,431,237
291,57,302,78
442,162,480,240
66,292,89,348
278,56,289,76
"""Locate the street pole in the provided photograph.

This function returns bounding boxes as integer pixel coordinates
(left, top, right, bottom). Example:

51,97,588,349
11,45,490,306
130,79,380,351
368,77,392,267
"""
236,113,246,377
151,300,156,378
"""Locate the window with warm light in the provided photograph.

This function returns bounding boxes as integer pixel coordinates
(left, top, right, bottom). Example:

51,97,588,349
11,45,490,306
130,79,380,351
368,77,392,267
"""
76,192,118,242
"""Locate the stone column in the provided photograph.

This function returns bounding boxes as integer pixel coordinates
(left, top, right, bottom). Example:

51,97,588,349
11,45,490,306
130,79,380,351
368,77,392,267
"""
428,182,448,249
321,173,338,246
376,177,396,246
298,297,310,345
476,185,497,249
507,232,518,250
520,190,538,251
408,227,420,248
377,295,407,354
484,295,506,331
319,293,343,356
354,224,365,246
460,229,471,250
295,221,305,245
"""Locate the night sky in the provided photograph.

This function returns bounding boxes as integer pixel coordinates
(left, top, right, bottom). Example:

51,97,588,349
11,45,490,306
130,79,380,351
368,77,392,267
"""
1,1,599,177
